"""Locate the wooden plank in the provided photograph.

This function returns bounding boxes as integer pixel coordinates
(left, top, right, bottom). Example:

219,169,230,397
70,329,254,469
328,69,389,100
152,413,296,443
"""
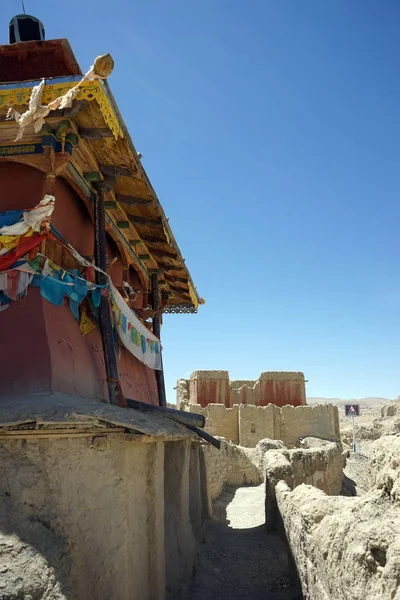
0,427,125,437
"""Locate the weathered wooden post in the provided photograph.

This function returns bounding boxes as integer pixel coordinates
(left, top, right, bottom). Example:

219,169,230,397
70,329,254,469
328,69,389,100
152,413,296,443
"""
151,273,167,407
93,183,125,407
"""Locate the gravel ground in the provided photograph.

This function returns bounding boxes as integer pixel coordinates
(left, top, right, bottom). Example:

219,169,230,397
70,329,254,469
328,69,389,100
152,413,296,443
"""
184,485,303,600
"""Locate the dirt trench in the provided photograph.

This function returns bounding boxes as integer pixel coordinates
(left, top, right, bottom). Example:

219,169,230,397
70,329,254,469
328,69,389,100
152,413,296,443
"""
183,484,303,600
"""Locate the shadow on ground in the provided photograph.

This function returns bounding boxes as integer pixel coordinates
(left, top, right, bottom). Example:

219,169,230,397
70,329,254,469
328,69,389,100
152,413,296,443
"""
183,485,303,600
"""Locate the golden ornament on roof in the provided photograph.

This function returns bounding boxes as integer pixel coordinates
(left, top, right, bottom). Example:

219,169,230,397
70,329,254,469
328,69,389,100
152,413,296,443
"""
93,54,114,79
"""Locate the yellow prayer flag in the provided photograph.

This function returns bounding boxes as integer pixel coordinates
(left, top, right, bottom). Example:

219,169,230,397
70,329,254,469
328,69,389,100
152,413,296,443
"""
80,308,96,337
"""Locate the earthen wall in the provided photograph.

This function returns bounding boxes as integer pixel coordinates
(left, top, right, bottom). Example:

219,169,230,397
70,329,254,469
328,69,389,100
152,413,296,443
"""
189,403,340,448
0,434,205,600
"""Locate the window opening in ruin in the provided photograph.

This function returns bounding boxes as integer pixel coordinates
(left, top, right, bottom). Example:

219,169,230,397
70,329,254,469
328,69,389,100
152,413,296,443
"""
251,423,256,433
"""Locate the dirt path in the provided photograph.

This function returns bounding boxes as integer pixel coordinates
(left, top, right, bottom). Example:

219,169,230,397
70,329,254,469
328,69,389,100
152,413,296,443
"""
342,452,370,496
185,484,302,600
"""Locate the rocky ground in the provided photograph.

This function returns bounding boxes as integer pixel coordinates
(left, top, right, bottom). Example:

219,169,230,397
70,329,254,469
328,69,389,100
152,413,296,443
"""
182,397,400,600
275,406,400,600
341,397,400,497
185,484,302,600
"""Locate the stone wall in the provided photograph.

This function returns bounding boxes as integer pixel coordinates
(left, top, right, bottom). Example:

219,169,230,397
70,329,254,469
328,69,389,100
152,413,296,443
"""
189,403,340,448
178,370,306,409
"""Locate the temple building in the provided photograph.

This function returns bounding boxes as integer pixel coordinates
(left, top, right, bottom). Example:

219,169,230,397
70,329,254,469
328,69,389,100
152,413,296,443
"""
0,14,203,406
177,371,307,409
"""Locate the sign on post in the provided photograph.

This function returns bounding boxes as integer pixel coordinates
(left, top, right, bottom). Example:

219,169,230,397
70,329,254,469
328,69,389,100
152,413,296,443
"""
344,404,360,417
344,404,360,452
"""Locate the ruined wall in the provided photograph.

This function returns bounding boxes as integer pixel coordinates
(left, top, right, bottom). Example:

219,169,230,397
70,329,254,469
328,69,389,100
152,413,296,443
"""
180,370,306,409
231,372,307,407
278,404,340,449
264,440,343,531
238,404,277,446
0,435,204,600
369,435,400,500
190,403,340,448
175,380,190,410
275,436,400,600
190,404,240,444
276,481,400,600
201,440,263,509
289,442,343,494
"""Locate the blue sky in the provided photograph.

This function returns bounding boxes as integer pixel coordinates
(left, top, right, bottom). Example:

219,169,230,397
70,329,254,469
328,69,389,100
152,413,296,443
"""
5,1,400,400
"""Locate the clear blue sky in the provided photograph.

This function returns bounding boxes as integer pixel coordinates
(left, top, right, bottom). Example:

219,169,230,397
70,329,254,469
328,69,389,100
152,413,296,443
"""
4,1,400,401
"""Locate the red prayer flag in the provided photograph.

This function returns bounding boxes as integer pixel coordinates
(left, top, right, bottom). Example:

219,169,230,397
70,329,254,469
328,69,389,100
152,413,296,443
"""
0,234,46,272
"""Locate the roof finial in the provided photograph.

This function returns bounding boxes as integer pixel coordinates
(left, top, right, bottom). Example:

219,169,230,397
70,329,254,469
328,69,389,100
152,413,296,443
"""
21,1,26,14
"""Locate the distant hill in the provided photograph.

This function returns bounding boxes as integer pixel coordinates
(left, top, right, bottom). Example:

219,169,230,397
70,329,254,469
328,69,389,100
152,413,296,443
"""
307,397,394,409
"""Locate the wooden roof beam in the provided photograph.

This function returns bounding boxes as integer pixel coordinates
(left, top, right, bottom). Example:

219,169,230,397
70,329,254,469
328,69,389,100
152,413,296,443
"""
48,99,89,118
118,194,153,206
100,164,138,178
162,266,182,273
141,234,168,244
129,215,161,226
170,284,189,295
148,248,178,259
164,274,189,284
79,127,114,141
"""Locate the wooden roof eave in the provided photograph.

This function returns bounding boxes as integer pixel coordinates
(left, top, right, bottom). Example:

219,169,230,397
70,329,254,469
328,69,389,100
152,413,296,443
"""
0,76,202,308
63,124,160,286
102,80,203,307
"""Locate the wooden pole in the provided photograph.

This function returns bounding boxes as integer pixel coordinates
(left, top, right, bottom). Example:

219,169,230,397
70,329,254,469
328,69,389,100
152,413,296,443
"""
185,425,221,449
93,189,125,407
151,273,167,407
125,398,205,428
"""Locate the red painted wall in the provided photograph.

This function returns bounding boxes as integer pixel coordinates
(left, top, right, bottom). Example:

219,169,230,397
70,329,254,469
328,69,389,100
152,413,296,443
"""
191,373,306,409
190,374,231,408
0,163,158,404
0,289,51,397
